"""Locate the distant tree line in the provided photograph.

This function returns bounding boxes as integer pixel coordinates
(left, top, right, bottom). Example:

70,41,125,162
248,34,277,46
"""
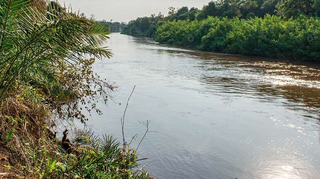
121,0,320,61
121,14,164,37
98,20,127,33
122,0,320,37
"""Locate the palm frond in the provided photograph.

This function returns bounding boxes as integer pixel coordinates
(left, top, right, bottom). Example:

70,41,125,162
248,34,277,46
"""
0,0,112,101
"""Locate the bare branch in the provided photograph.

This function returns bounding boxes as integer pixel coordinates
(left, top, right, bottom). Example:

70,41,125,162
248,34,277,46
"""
136,120,150,151
121,85,136,149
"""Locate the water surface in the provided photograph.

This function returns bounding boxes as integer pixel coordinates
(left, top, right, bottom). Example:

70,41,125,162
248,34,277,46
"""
80,33,320,179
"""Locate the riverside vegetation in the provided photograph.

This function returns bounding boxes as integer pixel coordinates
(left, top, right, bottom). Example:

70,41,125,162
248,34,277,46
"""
98,21,127,33
0,0,150,178
122,0,320,62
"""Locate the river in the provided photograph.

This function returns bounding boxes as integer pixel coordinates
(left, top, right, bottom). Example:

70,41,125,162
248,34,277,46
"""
78,33,320,179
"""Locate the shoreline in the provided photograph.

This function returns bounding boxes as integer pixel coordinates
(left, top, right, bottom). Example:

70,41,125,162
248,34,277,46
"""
121,33,320,68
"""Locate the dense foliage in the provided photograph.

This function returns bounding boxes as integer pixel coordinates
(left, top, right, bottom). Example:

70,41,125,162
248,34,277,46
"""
122,0,320,61
0,0,150,178
155,15,320,61
0,0,113,122
122,14,164,37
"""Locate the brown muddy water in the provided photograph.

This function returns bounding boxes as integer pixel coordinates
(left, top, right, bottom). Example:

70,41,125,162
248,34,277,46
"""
76,33,320,179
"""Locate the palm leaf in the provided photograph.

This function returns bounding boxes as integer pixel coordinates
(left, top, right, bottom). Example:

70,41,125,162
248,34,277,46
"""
0,0,111,101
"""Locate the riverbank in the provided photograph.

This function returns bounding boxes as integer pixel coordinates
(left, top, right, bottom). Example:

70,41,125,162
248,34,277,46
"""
121,1,320,63
0,1,150,178
0,101,150,178
156,16,320,62
122,15,320,62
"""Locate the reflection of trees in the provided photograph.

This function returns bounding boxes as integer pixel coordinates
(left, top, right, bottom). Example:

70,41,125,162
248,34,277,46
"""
198,55,320,120
256,85,320,114
200,76,254,95
200,67,320,119
257,86,320,109
132,37,320,120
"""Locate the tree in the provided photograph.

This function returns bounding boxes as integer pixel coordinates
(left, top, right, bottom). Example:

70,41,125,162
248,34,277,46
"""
313,0,320,16
168,7,176,16
187,7,199,21
240,0,259,18
197,1,218,20
277,0,315,18
261,0,281,15
220,0,242,18
175,6,189,20
177,6,189,15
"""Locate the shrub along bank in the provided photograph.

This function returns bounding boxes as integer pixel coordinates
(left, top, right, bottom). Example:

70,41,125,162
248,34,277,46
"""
122,0,320,62
154,15,320,61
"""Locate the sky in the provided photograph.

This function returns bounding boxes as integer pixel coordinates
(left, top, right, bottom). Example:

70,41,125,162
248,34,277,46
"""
62,0,212,22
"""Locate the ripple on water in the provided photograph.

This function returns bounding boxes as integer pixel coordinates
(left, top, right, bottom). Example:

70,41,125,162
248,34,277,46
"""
86,34,320,179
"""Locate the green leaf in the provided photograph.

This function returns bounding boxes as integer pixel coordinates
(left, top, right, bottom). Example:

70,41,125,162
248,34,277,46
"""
5,130,13,143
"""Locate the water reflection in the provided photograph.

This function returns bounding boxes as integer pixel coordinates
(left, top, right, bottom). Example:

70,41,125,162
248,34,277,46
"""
136,36,320,178
149,46,320,121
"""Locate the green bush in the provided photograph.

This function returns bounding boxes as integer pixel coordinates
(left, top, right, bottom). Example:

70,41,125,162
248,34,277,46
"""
154,15,320,61
154,17,221,48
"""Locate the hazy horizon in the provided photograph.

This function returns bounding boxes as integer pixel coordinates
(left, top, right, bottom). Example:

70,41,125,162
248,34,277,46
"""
62,0,212,22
